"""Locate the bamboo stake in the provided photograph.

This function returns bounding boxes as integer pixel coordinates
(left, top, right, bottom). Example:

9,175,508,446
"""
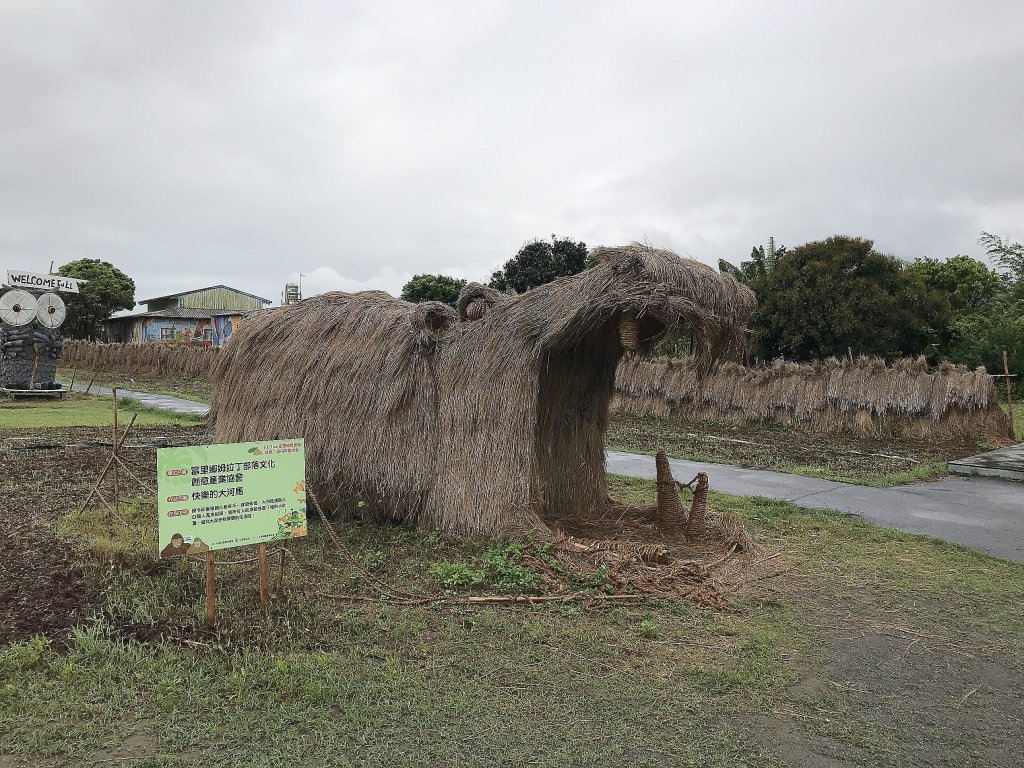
1004,351,1015,437
258,543,270,607
205,551,217,626
84,348,102,394
112,388,119,518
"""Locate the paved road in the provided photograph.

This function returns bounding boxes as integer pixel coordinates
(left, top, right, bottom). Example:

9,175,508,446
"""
61,382,210,416
607,451,1024,563
61,383,1022,563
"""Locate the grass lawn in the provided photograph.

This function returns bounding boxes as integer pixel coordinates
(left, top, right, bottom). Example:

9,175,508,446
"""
0,392,204,429
2,469,1022,767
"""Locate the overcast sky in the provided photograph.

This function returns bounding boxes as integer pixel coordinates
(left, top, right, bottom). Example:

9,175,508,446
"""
2,1,1022,306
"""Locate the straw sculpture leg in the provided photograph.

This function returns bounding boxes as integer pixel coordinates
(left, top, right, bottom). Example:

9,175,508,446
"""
655,451,687,532
686,472,710,538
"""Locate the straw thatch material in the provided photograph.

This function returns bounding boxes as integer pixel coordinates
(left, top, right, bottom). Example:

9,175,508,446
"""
210,244,754,538
614,355,1014,440
61,340,220,379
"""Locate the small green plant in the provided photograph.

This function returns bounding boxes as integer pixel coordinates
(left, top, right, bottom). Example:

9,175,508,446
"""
428,543,543,595
359,550,386,571
586,564,613,593
481,543,541,595
428,561,485,590
637,619,662,640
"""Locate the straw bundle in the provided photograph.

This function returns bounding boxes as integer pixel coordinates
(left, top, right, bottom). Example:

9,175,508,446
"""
614,355,1013,439
210,244,755,538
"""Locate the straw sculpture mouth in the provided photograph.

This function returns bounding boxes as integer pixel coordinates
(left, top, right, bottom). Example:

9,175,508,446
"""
209,242,755,538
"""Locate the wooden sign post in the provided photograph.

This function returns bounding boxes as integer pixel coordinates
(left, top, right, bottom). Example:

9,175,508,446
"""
258,543,270,607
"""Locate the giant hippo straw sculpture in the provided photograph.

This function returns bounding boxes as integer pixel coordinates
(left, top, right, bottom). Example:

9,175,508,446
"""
210,244,755,538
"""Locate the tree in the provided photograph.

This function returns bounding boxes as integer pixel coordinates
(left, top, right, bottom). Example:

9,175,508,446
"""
489,235,588,293
55,259,136,340
719,238,788,284
400,274,467,307
906,255,1004,314
979,231,1024,282
750,236,948,361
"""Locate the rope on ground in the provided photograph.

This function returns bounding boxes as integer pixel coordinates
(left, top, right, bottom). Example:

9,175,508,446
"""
305,488,442,605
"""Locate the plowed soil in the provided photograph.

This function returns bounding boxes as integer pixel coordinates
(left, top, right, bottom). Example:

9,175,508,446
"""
0,425,209,644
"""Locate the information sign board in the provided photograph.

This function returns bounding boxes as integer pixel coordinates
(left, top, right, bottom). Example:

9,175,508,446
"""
157,439,307,558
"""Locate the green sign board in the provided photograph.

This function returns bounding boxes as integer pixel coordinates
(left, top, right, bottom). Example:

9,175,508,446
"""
157,439,307,558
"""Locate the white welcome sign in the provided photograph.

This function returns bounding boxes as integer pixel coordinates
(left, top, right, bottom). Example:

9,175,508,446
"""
5,270,88,293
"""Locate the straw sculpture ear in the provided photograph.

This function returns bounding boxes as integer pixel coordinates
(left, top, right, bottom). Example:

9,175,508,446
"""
411,301,457,345
457,282,506,322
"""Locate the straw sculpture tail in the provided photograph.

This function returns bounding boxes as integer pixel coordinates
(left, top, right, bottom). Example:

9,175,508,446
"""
209,243,754,538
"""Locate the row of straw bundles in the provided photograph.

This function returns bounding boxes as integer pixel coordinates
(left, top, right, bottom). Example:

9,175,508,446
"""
61,340,220,378
613,356,1013,439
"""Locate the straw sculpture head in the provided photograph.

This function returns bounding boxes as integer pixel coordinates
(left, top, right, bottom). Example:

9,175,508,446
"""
209,243,754,538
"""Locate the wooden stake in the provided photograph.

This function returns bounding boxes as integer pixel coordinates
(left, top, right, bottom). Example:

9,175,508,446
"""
1005,350,1015,437
206,551,216,626
68,366,77,391
112,388,119,517
258,543,270,607
465,593,642,604
85,348,101,394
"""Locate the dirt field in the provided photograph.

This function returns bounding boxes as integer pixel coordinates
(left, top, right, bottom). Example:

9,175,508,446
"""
2,413,1022,766
0,424,209,645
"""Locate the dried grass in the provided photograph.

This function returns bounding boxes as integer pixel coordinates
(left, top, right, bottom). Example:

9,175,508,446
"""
210,244,755,538
62,340,220,379
614,355,1013,440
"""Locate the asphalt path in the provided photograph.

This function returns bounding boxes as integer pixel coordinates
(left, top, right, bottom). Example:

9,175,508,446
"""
60,382,1022,562
607,450,1023,563
62,381,210,416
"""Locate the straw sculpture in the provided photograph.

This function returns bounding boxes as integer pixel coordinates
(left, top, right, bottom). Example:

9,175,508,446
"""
614,355,1014,440
210,244,755,538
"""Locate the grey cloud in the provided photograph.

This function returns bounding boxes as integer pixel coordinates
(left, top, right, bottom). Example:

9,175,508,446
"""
1,1,1022,302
